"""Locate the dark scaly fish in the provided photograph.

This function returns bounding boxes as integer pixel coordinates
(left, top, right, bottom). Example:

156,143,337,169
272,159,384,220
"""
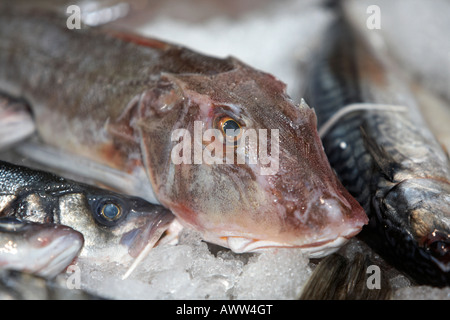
0,217,83,278
0,160,175,267
0,3,367,256
303,14,450,286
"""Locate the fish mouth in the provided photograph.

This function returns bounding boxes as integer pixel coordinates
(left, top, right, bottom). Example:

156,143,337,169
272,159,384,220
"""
119,209,175,258
119,208,175,279
0,218,84,278
208,226,361,257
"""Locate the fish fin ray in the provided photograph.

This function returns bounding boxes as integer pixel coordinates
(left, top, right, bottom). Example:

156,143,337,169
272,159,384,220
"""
106,94,141,145
0,93,35,150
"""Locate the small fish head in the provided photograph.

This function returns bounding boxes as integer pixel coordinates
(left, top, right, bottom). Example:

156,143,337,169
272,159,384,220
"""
0,217,84,278
383,178,450,272
58,191,174,263
139,59,367,256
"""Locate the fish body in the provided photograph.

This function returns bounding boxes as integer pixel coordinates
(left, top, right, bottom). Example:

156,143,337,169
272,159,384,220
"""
0,160,174,264
0,4,367,256
0,217,83,278
304,15,450,285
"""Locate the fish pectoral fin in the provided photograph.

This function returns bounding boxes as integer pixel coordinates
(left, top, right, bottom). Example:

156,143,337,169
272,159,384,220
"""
106,94,141,145
108,78,184,143
0,93,35,151
15,141,159,204
360,123,399,182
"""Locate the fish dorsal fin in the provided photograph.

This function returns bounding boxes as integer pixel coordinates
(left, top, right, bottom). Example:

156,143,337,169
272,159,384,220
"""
360,124,399,182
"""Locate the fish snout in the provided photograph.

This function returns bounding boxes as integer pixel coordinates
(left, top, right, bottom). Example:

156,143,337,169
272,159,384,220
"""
210,174,367,256
271,184,368,258
29,225,84,276
258,103,368,256
0,218,84,278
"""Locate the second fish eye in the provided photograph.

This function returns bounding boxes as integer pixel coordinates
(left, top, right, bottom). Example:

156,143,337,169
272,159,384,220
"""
422,229,450,260
100,202,122,221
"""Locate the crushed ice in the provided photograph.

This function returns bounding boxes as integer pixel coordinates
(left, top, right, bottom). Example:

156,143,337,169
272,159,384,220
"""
64,229,311,300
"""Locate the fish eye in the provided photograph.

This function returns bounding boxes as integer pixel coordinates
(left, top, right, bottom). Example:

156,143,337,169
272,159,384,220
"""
216,116,242,144
422,229,450,262
87,195,128,226
99,202,122,221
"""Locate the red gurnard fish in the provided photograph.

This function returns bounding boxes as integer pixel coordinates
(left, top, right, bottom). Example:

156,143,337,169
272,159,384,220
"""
0,4,367,256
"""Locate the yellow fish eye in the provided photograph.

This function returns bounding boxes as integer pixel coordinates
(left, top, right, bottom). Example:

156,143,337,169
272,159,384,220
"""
101,202,122,221
217,116,242,143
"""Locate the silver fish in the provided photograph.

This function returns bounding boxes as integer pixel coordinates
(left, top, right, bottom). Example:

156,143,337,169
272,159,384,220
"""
303,10,450,286
0,217,83,278
0,160,175,267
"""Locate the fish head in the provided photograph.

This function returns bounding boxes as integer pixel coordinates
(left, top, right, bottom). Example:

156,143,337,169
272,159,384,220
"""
0,217,84,278
58,190,174,263
137,58,367,256
383,178,450,272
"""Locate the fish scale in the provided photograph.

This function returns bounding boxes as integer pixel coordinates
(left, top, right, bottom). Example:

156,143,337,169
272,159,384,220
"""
322,116,372,213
